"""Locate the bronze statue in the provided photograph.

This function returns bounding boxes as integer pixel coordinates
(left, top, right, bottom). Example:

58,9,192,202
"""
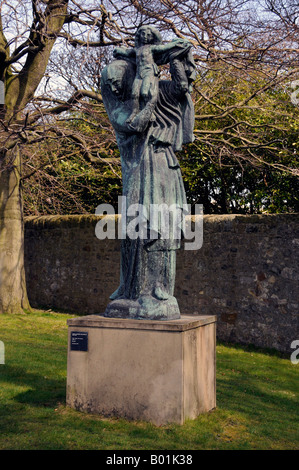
100,26,195,320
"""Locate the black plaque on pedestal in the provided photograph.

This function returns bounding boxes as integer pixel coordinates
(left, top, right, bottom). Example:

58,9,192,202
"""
70,331,88,351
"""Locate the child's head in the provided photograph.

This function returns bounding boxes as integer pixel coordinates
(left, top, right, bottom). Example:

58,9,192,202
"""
135,26,162,48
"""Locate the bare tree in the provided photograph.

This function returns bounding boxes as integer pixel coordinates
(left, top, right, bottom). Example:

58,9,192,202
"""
0,0,115,313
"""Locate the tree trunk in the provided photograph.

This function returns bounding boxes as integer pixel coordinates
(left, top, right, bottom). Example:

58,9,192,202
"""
0,0,69,314
0,146,30,313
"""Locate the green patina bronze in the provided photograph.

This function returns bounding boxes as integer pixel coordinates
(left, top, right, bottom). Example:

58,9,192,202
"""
100,26,195,320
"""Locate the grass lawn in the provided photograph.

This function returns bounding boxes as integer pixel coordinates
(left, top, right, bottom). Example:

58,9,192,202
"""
0,309,298,450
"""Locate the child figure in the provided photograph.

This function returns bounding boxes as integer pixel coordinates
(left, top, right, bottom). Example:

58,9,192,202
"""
113,25,191,129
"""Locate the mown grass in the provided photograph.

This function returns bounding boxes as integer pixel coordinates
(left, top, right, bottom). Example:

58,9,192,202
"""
0,310,298,450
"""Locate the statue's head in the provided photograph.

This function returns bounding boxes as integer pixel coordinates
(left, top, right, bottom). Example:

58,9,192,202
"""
101,60,135,103
106,63,126,98
135,25,162,48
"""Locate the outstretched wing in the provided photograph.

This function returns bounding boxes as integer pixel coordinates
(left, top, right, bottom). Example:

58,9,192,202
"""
154,40,193,66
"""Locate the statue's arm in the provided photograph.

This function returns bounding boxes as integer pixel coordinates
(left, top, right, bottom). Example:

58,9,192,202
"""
113,47,136,59
153,38,191,55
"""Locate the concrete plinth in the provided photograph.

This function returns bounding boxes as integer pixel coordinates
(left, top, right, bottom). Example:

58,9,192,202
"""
66,314,216,425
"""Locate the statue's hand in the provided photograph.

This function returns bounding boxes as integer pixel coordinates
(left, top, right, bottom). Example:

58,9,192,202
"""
172,38,191,47
128,105,155,133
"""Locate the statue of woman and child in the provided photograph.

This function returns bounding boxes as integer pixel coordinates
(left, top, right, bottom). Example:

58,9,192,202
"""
100,25,196,320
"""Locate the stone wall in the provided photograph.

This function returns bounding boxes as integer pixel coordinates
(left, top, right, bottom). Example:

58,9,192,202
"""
24,214,299,353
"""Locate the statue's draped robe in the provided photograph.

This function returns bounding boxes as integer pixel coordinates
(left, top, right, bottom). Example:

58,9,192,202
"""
101,53,194,302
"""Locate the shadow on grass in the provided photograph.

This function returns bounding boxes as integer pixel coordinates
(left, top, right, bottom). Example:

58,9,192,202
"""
0,365,70,448
215,343,299,441
0,364,66,407
217,373,298,416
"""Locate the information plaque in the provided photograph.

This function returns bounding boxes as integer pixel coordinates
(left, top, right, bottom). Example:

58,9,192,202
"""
70,331,88,351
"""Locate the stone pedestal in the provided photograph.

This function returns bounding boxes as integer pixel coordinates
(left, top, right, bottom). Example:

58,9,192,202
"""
66,314,216,425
